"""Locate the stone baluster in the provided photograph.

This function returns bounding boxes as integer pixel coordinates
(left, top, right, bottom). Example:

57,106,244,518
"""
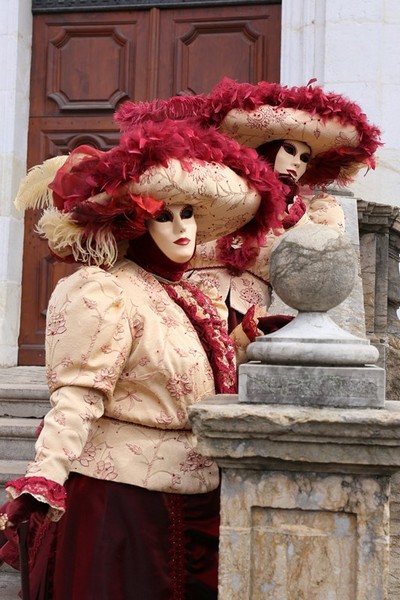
189,224,400,600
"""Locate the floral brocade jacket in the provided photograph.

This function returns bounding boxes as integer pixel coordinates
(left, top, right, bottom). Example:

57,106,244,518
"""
7,260,227,519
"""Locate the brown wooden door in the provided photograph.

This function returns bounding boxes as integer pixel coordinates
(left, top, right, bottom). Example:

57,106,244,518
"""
18,4,281,365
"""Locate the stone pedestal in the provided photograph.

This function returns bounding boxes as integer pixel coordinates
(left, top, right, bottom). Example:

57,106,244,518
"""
220,469,388,600
189,397,400,600
188,224,400,599
239,362,385,408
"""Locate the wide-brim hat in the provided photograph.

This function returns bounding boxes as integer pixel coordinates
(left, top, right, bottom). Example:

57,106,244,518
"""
202,78,382,187
15,118,286,266
115,78,382,188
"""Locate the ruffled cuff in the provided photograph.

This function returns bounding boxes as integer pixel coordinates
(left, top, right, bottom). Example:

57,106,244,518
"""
6,476,67,522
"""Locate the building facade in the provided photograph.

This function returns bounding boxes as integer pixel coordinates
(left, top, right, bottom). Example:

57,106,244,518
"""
0,0,399,366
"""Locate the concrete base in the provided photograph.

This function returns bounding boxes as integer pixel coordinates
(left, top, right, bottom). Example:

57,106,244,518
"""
189,395,400,600
219,469,389,600
239,362,386,408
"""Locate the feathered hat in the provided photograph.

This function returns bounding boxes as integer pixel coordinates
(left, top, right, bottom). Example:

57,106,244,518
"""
15,118,286,266
201,78,382,187
115,78,382,188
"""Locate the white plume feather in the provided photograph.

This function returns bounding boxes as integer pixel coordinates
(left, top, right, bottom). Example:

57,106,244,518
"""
14,155,69,211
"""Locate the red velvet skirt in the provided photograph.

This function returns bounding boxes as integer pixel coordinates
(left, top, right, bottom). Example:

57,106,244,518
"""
28,474,220,600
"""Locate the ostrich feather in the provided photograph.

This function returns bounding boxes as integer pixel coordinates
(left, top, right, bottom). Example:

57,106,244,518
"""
14,155,68,211
37,207,119,267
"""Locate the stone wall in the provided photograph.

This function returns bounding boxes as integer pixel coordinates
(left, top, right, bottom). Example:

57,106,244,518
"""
357,199,400,599
0,2,31,366
358,199,400,401
281,0,400,210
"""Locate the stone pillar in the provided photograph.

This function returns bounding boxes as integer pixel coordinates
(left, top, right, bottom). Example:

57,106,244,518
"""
0,2,32,366
357,199,400,397
189,224,400,600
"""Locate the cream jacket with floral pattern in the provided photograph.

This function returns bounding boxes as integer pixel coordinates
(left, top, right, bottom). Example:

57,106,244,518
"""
23,259,223,501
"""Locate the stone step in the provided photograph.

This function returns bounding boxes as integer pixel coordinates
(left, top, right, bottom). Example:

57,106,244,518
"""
0,418,40,462
0,367,49,419
0,459,31,504
0,367,47,598
0,565,20,600
0,367,47,386
0,391,49,419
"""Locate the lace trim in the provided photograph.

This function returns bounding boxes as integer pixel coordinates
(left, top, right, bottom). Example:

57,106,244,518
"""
164,281,237,394
6,476,67,517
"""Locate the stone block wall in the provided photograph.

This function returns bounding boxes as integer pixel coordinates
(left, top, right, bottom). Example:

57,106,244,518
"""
357,199,400,599
358,199,400,401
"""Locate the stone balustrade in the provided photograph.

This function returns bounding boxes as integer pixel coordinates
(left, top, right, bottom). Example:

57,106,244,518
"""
189,223,400,600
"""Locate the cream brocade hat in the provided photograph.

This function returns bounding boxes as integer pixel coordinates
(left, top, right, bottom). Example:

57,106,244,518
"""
126,158,261,244
219,104,359,156
15,118,286,266
203,78,382,187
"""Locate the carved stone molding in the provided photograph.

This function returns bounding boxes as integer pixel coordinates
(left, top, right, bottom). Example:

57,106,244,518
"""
32,0,276,13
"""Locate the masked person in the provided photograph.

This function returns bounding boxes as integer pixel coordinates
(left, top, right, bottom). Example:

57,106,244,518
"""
115,79,381,349
181,78,381,347
0,117,286,600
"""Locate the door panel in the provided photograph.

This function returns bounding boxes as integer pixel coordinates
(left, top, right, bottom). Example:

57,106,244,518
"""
31,11,150,116
28,116,121,157
18,116,122,365
18,211,74,365
157,4,281,96
19,4,281,365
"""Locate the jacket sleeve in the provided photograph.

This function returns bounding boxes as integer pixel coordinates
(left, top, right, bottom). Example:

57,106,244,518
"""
6,267,132,520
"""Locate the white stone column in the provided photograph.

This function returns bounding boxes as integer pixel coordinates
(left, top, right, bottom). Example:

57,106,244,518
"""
281,0,327,86
281,0,400,209
0,0,32,365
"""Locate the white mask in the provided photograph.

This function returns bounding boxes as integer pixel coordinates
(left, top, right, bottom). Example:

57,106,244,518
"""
274,140,311,182
147,204,197,263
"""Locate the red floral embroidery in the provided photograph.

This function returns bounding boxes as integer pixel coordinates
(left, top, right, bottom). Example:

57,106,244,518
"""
63,448,78,462
161,315,180,328
54,410,66,426
95,460,118,480
156,411,174,425
93,367,117,390
78,443,96,467
83,297,98,309
83,390,101,405
61,357,73,367
166,373,193,398
46,368,57,387
127,443,143,455
239,283,263,306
